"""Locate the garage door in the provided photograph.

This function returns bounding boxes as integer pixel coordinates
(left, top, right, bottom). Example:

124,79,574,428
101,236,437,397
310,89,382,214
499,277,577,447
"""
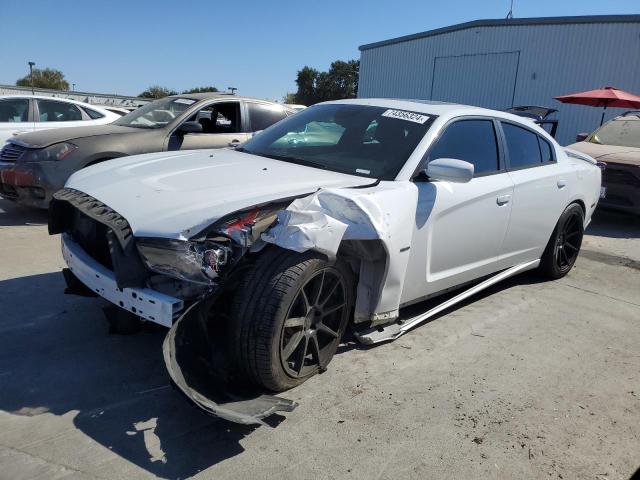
431,51,520,110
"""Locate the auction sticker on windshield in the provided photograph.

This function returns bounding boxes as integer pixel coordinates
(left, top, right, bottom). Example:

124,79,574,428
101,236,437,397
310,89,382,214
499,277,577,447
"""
381,109,430,124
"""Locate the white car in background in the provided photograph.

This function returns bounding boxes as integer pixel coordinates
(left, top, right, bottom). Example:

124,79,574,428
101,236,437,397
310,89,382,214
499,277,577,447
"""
49,99,601,424
0,95,120,145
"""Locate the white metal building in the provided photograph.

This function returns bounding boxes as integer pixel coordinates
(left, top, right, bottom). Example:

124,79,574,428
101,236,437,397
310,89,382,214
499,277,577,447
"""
358,15,640,145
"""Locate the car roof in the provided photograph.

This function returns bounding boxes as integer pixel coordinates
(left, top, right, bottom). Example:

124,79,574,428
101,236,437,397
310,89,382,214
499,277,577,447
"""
0,94,115,114
322,98,533,123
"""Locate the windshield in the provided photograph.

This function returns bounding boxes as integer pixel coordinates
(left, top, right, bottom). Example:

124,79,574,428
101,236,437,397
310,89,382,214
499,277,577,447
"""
114,97,197,129
590,118,640,148
239,104,435,179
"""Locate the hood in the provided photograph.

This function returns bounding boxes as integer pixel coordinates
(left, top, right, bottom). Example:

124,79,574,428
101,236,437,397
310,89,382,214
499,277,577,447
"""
65,148,375,238
567,141,640,166
13,124,140,149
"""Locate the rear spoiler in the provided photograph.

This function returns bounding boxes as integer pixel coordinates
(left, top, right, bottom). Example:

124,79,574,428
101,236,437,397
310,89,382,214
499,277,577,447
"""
536,119,558,139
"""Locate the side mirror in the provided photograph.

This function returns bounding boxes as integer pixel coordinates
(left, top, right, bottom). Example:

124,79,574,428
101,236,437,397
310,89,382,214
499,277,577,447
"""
178,121,203,134
575,132,589,142
424,158,474,183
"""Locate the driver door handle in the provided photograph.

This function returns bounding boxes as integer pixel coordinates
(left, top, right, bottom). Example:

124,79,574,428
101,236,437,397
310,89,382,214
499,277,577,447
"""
496,194,511,206
228,139,240,147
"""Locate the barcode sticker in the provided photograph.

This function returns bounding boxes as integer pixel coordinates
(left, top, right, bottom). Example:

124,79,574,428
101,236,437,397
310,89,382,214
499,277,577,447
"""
381,109,430,124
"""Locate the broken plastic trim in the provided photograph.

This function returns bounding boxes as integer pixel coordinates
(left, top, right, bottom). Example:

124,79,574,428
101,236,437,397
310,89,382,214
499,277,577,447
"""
162,301,297,426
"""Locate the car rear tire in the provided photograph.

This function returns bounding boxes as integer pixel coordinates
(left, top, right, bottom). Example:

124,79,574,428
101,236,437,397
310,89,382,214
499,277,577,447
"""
230,248,354,392
539,203,584,279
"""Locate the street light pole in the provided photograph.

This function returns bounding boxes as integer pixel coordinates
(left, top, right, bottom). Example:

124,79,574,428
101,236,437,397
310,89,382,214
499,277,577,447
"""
72,83,76,92
228,87,237,95
28,61,36,95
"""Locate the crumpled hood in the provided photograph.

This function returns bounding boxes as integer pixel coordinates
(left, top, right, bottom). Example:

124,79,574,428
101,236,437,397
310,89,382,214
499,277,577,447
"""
65,148,374,238
13,124,137,149
567,141,640,166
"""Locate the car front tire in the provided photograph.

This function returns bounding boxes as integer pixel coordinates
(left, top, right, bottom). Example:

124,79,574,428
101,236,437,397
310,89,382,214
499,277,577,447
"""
230,248,354,392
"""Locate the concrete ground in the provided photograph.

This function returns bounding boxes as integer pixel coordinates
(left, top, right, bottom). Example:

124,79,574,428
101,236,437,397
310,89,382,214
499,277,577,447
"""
0,197,638,480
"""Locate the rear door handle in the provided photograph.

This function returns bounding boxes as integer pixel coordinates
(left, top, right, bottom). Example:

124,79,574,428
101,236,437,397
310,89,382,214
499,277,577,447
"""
496,194,511,206
557,179,567,189
228,139,240,147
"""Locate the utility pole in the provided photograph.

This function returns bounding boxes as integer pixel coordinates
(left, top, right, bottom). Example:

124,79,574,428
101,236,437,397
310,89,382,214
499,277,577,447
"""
28,61,36,95
506,0,514,19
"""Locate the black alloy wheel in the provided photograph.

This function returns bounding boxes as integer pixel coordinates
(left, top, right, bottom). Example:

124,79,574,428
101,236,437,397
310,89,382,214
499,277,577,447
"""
279,269,347,378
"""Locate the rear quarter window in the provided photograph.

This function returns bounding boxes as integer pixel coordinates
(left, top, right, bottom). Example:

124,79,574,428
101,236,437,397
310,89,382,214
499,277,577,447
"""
84,108,105,119
502,122,542,169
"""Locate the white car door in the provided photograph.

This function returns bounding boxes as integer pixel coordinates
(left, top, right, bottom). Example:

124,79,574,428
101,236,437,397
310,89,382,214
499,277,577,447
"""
401,118,515,304
0,98,34,144
33,98,87,132
498,121,569,266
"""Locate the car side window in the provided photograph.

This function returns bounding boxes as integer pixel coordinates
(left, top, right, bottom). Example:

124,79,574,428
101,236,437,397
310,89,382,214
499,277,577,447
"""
37,99,83,122
0,99,29,122
426,119,500,175
187,102,241,134
538,136,554,163
247,103,287,131
83,107,105,120
502,123,543,169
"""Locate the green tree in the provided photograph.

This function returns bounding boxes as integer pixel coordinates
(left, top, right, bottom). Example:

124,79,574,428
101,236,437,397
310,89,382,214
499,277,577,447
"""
182,86,219,94
282,92,298,104
291,60,359,105
138,85,178,99
294,66,320,106
16,68,70,91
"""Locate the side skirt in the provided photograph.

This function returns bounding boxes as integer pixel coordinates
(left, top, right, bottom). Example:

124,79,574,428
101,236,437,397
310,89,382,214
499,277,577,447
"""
354,259,540,345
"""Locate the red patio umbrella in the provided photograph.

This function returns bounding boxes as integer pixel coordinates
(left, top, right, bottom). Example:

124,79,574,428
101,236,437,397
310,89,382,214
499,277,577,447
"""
554,86,640,125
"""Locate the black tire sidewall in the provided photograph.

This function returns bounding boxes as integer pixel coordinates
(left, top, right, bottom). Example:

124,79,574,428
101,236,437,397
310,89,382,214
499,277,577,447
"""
541,203,584,279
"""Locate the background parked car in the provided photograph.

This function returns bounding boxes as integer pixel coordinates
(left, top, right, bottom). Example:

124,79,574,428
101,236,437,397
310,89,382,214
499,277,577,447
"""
0,94,294,208
568,111,640,215
0,95,120,145
98,106,138,116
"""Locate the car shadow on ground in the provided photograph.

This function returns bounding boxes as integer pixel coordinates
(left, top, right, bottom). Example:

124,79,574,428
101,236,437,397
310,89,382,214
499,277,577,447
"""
586,208,640,239
0,271,266,479
0,198,48,226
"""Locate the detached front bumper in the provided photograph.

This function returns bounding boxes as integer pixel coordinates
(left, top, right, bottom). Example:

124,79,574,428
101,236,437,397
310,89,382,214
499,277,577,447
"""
0,160,67,208
61,233,184,326
63,232,297,425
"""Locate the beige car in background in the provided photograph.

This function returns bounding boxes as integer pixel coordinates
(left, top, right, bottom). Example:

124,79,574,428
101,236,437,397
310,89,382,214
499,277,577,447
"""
568,111,640,215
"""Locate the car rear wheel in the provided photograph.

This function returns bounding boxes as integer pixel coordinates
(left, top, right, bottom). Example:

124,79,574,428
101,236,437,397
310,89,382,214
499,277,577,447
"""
539,203,584,279
230,248,354,392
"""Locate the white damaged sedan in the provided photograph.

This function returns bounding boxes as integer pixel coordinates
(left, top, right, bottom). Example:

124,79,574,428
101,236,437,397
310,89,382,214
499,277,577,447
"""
49,99,601,424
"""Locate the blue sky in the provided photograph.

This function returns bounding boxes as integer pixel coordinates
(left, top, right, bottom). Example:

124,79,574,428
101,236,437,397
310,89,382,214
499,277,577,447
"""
1,0,638,101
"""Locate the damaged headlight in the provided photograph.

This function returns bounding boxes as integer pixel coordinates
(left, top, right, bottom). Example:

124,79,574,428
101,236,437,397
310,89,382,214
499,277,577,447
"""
137,206,283,285
137,238,232,284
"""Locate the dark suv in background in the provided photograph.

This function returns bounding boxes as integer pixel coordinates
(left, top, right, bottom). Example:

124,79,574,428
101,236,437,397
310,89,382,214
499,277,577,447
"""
0,93,293,208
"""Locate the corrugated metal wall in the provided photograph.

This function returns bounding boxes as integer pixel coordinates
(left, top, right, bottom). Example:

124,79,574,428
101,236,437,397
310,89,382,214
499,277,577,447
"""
358,21,640,145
